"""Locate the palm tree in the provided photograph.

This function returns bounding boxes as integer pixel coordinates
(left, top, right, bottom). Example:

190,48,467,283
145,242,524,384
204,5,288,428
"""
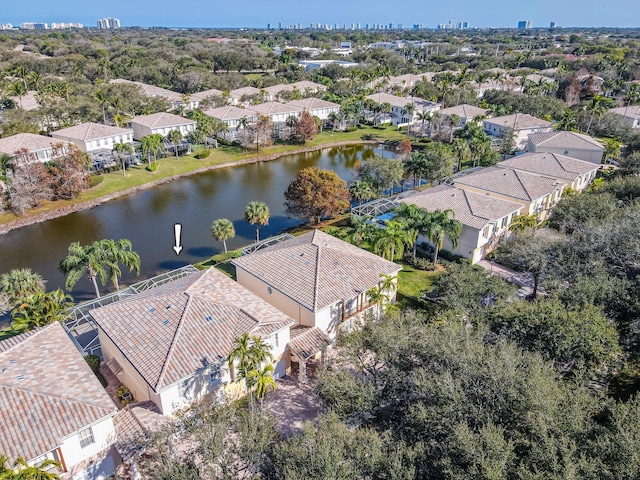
405,151,429,188
348,215,375,247
113,113,130,128
247,363,277,402
448,113,461,142
328,111,340,133
98,239,141,291
8,456,62,479
112,142,133,176
93,89,110,124
415,111,431,137
228,333,273,392
393,203,430,260
508,214,538,233
425,209,462,264
603,138,621,164
585,95,611,134
238,116,250,151
10,289,73,332
165,129,183,159
556,109,577,131
6,81,26,109
0,269,45,305
348,180,374,205
624,82,640,118
373,220,413,261
211,218,235,253
245,201,270,242
59,241,109,298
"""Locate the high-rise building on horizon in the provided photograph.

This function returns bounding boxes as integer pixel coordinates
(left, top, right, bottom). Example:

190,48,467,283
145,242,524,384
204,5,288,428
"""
550,21,556,28
20,22,48,30
96,17,120,29
517,20,532,29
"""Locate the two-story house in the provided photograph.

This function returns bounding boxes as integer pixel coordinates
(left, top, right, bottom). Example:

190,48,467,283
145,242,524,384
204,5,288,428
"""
51,123,133,153
0,133,69,163
483,113,553,150
286,98,340,120
130,112,197,140
527,131,605,164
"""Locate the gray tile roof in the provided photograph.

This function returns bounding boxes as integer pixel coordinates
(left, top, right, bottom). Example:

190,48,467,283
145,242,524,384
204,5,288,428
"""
0,133,67,155
401,185,523,230
439,104,489,119
454,167,566,202
202,105,256,122
246,101,302,116
51,122,132,141
286,98,340,110
190,88,224,102
610,105,640,120
110,79,183,102
232,230,402,312
484,113,552,130
113,401,164,462
90,268,294,392
130,112,196,129
497,152,600,182
528,131,604,150
230,86,262,97
0,323,117,463
289,81,325,91
365,92,439,109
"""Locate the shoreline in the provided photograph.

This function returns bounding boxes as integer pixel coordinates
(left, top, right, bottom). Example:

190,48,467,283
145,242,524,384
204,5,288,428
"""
0,139,379,236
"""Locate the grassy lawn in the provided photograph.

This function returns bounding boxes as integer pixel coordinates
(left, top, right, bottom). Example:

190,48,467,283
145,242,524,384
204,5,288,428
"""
396,261,442,309
0,125,405,227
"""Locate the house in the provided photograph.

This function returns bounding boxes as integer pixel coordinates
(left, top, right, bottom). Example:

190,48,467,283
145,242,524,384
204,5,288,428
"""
0,133,68,163
246,101,303,124
527,130,605,164
229,86,263,105
439,104,490,126
0,323,119,479
202,105,257,130
286,98,340,120
90,267,294,415
298,59,358,72
110,79,196,110
609,105,640,129
496,152,600,192
483,113,553,150
365,92,440,125
189,87,225,109
453,166,567,221
289,80,325,94
264,81,325,101
399,185,523,263
130,112,197,140
232,229,402,341
384,73,434,90
51,123,133,153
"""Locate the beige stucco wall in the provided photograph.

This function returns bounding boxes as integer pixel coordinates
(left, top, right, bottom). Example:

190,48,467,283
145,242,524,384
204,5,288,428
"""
528,142,604,164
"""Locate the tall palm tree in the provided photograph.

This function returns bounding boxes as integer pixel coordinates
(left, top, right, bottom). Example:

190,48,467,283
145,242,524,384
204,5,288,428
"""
425,209,462,264
328,111,340,133
0,268,45,305
59,241,109,298
228,333,273,392
98,239,141,291
393,203,430,260
211,218,235,253
348,180,374,205
93,89,110,124
6,81,26,109
10,289,73,332
238,116,250,150
415,111,431,137
165,129,183,159
373,220,413,261
112,142,133,176
508,214,538,233
244,201,270,242
348,215,375,247
585,95,611,134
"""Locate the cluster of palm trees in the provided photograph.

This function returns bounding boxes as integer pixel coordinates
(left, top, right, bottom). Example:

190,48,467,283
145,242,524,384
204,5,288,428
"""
0,454,62,480
350,202,462,265
59,238,141,298
211,201,270,253
227,332,277,402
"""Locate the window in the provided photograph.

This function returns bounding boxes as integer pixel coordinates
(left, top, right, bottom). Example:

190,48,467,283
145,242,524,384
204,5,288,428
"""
267,286,273,295
78,427,95,448
273,332,279,347
209,363,222,383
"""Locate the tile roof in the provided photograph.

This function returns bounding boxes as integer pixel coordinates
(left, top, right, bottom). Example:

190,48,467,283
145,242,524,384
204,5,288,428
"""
288,327,332,361
439,104,489,119
190,88,224,102
246,101,302,117
365,92,439,110
528,131,605,150
0,133,66,155
130,112,196,129
230,86,262,97
454,167,567,202
286,98,340,110
110,79,183,102
401,185,523,230
113,401,165,462
484,113,552,130
264,84,295,95
497,152,599,182
89,268,294,392
202,105,256,122
51,122,132,141
232,230,402,312
0,323,117,463
289,81,325,91
609,106,640,120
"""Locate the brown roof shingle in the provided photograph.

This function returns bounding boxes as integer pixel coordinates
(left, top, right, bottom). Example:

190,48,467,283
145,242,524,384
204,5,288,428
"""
497,152,600,182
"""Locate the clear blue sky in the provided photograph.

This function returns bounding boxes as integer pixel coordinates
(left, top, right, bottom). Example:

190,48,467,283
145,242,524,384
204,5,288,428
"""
2,0,639,29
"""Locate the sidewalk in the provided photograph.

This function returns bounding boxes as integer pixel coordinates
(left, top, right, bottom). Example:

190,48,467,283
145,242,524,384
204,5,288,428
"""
476,259,540,297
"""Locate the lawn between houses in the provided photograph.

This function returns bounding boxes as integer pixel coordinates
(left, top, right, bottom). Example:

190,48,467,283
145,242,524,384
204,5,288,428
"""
0,125,405,228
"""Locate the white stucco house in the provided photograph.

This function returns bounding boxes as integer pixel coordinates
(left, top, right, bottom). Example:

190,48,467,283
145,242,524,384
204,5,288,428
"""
232,230,402,381
365,92,440,125
497,152,600,192
229,86,263,105
189,87,225,109
483,113,553,150
90,267,294,415
399,185,523,264
129,112,197,140
245,101,303,124
527,131,605,164
0,323,120,479
286,98,340,120
110,79,196,110
439,104,490,127
609,105,640,128
0,133,69,163
202,105,257,130
453,166,567,221
51,123,133,153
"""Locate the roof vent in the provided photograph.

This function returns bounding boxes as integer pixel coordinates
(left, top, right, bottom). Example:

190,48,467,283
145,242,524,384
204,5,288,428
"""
163,319,170,325
1,368,7,373
205,316,213,321
300,252,305,256
166,304,172,309
9,360,16,364
150,307,156,313
16,374,24,380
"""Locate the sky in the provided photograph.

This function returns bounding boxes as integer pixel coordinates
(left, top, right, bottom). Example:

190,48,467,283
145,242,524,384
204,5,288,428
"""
2,0,640,29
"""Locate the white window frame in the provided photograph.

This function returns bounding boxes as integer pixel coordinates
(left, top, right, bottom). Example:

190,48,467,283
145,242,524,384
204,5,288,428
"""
78,427,95,449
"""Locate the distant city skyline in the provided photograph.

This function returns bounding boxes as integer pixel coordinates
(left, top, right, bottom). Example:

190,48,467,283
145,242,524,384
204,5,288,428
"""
2,0,639,29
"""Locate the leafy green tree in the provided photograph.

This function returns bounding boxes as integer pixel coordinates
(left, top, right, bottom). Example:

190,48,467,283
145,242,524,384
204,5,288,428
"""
166,129,183,158
348,180,374,205
10,289,73,332
356,156,404,196
211,218,235,253
284,167,350,225
244,201,270,242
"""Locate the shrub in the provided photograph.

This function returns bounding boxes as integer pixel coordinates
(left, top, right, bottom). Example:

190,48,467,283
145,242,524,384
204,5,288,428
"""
146,163,158,172
84,354,100,371
89,175,104,187
346,126,358,132
194,149,211,159
403,253,438,271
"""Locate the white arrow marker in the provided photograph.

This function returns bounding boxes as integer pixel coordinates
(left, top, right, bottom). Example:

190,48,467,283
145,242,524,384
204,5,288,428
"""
173,223,183,255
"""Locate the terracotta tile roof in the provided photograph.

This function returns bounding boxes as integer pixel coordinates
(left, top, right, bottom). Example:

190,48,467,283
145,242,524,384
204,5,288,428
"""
113,401,164,462
439,104,489,119
0,323,117,463
289,81,325,91
230,86,262,97
233,230,402,312
454,167,567,202
288,327,332,361
51,122,132,141
610,106,640,120
190,88,224,102
528,131,605,150
130,112,196,129
497,153,599,182
246,101,302,117
401,185,523,230
484,113,552,130
89,268,294,392
0,133,66,155
286,98,340,110
202,105,256,122
110,79,183,102
365,92,439,110
264,84,294,95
